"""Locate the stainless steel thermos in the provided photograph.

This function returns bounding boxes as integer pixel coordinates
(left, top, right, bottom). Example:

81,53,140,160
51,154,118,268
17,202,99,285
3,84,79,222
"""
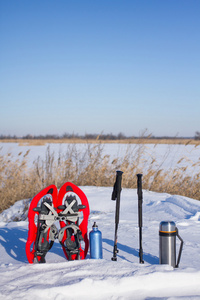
89,222,103,259
159,221,183,268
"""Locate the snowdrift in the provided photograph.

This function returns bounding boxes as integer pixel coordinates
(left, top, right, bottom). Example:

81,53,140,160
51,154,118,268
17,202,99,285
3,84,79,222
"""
0,186,200,299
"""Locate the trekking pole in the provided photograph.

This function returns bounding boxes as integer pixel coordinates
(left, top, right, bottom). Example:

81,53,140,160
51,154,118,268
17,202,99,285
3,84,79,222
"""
111,170,123,261
137,173,144,264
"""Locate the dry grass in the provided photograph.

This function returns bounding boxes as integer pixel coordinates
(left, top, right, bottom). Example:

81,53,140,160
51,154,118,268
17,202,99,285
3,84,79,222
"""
0,141,200,213
1,138,200,146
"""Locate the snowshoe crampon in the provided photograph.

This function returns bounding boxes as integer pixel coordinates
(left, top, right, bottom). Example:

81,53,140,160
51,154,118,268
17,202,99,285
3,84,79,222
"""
26,183,90,263
57,182,90,261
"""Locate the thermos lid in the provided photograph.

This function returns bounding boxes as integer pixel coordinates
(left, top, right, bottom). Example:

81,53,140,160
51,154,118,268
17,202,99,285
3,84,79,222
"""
159,221,176,232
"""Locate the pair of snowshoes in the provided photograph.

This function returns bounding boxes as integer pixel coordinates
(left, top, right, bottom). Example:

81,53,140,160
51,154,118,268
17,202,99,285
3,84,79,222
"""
26,182,90,263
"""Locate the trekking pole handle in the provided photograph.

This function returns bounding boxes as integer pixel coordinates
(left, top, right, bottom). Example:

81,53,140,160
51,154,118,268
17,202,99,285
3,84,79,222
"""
113,170,123,225
137,174,143,228
137,173,143,198
112,170,123,201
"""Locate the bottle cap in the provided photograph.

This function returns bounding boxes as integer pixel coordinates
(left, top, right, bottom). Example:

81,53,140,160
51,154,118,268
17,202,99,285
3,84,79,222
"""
92,222,98,228
159,221,176,232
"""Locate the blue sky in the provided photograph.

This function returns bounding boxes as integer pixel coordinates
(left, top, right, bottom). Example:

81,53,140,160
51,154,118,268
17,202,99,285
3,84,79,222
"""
0,0,199,137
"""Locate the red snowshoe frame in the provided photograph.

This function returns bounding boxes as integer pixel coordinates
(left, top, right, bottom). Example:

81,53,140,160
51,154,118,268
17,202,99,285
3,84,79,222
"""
26,183,90,263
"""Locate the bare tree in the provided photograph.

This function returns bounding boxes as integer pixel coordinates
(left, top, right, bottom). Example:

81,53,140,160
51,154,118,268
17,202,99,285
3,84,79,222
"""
195,131,200,140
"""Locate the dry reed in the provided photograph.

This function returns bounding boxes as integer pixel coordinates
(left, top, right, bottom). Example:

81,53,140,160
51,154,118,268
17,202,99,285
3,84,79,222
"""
0,142,200,213
1,138,200,146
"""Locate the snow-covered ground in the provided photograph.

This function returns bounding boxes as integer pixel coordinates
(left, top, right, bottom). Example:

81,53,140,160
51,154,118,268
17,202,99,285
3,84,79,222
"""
1,186,200,299
1,142,200,172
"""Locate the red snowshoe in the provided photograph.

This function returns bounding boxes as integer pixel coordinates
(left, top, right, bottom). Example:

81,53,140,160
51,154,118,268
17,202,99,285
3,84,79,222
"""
57,182,90,261
26,185,58,263
26,183,90,263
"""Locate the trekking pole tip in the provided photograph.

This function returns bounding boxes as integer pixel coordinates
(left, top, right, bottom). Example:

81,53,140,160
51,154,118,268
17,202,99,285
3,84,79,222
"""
111,257,117,261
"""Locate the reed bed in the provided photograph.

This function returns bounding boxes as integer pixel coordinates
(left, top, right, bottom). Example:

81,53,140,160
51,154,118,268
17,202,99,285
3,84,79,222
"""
0,142,200,213
1,138,200,146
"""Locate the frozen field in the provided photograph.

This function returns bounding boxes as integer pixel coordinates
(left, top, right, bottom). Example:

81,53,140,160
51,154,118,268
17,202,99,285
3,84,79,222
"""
0,186,200,299
1,142,200,172
1,142,200,299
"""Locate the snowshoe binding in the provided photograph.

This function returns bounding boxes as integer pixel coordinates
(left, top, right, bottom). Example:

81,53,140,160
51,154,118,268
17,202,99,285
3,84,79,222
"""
26,182,90,263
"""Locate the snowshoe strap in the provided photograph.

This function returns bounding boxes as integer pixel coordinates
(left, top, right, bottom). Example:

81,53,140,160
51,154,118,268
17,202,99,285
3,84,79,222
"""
34,224,57,263
38,202,58,227
62,199,77,214
49,224,58,241
58,223,80,242
58,224,82,261
43,201,58,217
34,221,59,263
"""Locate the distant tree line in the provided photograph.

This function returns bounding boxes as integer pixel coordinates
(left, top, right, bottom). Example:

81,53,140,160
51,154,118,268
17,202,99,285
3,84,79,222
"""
0,132,130,140
195,131,200,140
0,132,197,140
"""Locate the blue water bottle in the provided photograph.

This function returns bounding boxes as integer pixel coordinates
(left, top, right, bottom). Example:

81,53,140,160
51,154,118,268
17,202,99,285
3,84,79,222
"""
89,222,103,259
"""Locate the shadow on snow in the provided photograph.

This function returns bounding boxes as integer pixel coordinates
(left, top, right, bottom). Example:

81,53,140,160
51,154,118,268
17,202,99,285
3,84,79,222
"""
0,226,65,263
103,238,159,264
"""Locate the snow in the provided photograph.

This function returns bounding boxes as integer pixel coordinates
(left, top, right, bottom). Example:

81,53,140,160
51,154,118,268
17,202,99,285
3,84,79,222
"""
1,186,200,299
1,142,200,173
